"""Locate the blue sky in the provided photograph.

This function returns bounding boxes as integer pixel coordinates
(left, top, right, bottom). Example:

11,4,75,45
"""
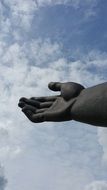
20,0,107,52
0,0,107,190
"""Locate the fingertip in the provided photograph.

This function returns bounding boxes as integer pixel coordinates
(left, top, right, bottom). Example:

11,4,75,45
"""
18,101,25,108
22,105,28,112
48,82,55,89
48,82,61,91
22,107,26,112
22,108,32,115
19,97,27,102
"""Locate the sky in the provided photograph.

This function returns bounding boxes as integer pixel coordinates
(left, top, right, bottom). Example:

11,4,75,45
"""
0,0,107,189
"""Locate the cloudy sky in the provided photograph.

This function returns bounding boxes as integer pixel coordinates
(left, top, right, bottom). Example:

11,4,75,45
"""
0,0,107,189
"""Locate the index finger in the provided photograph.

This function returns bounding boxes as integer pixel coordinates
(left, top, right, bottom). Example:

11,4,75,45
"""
30,95,60,102
22,108,45,123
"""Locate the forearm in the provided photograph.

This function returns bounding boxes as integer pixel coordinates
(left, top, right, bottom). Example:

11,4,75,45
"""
71,82,107,127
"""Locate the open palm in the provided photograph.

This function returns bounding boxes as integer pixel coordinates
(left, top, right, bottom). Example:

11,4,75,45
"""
18,82,85,122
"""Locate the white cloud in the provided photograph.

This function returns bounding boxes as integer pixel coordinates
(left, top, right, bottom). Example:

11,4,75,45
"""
0,37,107,189
0,165,7,190
3,0,99,10
0,0,37,33
0,1,107,189
98,128,107,164
35,0,99,20
4,0,37,13
0,0,99,50
35,0,98,8
85,180,107,190
0,0,99,35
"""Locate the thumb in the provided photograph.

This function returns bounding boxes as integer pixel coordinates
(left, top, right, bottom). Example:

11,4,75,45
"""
48,82,61,91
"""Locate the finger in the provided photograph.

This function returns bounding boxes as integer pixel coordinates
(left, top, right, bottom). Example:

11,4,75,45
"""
36,108,47,114
22,109,45,123
39,101,53,108
22,105,45,122
19,97,40,108
30,96,59,102
22,109,34,121
48,82,61,91
22,99,40,108
22,105,36,113
18,101,26,108
32,113,45,123
19,97,27,102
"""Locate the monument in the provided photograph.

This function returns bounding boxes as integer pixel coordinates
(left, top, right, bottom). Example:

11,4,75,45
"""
18,82,107,127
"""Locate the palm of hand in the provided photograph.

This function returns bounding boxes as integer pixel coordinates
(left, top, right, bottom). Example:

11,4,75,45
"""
40,96,76,122
18,82,85,122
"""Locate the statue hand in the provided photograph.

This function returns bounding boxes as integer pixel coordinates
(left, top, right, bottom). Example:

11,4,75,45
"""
18,82,85,123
